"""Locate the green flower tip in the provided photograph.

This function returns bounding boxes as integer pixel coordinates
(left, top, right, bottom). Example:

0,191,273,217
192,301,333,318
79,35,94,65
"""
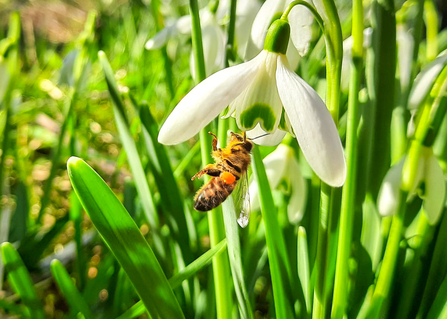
264,19,290,55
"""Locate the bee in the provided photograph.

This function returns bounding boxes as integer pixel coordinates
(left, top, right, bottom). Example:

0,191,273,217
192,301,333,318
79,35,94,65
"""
192,132,253,213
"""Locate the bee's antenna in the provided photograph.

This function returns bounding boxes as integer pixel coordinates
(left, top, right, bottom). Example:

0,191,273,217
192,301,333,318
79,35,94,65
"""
248,133,270,141
243,131,246,142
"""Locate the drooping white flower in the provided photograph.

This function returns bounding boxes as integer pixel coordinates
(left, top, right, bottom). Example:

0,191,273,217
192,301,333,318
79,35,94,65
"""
250,144,307,223
145,0,261,78
146,9,225,79
245,0,314,71
377,147,446,225
158,19,346,187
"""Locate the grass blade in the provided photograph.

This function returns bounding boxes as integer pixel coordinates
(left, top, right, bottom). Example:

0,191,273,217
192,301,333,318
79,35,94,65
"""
50,259,94,319
222,197,253,319
117,238,228,319
67,157,184,319
1,242,45,319
98,51,158,228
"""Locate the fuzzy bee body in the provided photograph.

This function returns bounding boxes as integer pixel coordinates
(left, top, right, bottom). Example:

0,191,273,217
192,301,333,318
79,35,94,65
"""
192,132,253,212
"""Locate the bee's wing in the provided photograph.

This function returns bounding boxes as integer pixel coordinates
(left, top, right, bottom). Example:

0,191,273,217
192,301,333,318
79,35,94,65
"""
233,171,250,228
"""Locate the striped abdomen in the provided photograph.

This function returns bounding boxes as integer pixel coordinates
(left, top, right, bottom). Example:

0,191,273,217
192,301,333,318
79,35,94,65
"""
194,177,236,211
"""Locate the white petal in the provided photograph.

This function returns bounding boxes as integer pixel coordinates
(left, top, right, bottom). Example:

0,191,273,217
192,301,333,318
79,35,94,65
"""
276,55,346,187
158,54,262,144
397,26,414,90
286,40,301,71
176,14,193,35
422,154,446,225
232,52,283,133
377,159,404,216
235,0,262,58
288,3,313,56
287,152,307,223
249,144,289,211
145,25,178,50
250,0,286,53
408,53,447,110
246,124,287,146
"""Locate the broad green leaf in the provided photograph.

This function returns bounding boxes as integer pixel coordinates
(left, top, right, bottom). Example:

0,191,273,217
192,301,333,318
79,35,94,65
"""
222,197,253,319
117,238,227,319
98,51,158,228
1,242,45,319
50,259,94,319
139,105,192,262
251,147,296,318
67,157,184,319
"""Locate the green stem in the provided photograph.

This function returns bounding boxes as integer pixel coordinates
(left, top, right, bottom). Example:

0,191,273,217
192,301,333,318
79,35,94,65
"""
366,190,408,319
189,0,232,317
424,0,439,61
281,1,324,31
189,0,206,82
224,0,237,66
151,0,175,98
311,0,343,317
331,0,363,314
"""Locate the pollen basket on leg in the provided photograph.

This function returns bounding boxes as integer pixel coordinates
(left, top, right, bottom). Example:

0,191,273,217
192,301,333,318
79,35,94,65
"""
230,52,282,132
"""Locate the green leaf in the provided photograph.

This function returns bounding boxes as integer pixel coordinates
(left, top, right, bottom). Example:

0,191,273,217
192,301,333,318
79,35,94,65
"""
50,259,94,319
426,271,447,319
1,242,45,319
222,197,253,319
251,147,295,318
139,104,192,262
98,51,158,228
117,238,227,319
298,226,311,315
67,157,184,319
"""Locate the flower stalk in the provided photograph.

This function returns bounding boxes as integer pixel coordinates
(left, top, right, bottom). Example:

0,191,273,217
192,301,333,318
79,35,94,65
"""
331,0,364,314
310,0,344,317
189,0,233,317
367,56,447,319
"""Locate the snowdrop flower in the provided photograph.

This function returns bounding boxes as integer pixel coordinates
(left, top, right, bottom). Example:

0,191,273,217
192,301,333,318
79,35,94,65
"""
159,18,346,187
378,147,446,225
397,25,414,91
250,144,307,223
146,9,225,80
245,0,314,69
145,0,261,78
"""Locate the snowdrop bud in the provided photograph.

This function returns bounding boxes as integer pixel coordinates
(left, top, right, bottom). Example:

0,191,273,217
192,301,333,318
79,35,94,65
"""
263,19,291,54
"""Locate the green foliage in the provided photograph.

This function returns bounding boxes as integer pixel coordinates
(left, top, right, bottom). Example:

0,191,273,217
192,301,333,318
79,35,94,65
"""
0,1,447,318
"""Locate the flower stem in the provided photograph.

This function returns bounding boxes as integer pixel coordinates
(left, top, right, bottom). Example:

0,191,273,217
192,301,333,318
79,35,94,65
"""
281,1,324,32
331,0,363,314
150,0,175,98
311,0,343,317
224,0,237,66
189,0,233,317
424,0,439,61
366,190,408,319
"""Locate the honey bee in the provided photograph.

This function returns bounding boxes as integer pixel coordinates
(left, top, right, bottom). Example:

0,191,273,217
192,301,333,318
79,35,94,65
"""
192,132,253,213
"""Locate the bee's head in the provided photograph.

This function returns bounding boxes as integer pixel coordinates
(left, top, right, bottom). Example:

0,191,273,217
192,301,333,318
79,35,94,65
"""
230,132,253,152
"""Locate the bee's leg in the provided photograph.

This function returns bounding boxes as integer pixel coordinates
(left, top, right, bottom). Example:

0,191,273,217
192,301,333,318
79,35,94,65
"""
208,132,218,151
191,164,221,180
